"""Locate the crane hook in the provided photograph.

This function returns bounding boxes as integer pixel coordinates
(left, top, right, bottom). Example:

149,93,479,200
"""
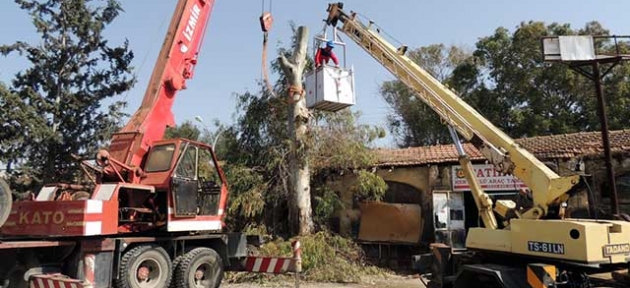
260,11,273,34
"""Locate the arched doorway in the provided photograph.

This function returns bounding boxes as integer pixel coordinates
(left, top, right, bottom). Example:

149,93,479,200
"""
382,181,423,204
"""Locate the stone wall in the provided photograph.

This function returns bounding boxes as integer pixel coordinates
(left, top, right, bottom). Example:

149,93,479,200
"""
325,165,447,244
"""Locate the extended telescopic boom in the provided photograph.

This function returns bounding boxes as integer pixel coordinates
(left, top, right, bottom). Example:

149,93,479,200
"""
325,2,580,221
105,0,215,175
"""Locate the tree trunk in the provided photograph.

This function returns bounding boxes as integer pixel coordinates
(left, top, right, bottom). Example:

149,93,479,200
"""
278,26,314,236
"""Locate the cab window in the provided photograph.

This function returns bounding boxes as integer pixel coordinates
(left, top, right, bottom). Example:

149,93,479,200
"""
145,144,176,172
198,148,222,187
197,147,222,215
175,144,198,179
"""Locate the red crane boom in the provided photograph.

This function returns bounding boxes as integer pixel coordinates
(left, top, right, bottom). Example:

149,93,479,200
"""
106,0,214,171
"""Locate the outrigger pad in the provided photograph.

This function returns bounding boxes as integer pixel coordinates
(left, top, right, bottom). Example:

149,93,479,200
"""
0,178,12,228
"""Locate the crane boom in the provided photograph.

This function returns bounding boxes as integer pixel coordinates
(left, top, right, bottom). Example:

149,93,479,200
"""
325,3,579,219
108,0,214,170
324,3,630,271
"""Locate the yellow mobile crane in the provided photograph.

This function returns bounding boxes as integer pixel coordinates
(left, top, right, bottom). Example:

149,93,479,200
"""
324,3,630,287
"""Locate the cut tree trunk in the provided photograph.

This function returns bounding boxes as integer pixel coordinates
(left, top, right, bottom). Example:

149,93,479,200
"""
278,26,314,236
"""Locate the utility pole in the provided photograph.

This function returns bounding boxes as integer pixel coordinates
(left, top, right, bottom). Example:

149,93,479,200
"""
542,35,630,216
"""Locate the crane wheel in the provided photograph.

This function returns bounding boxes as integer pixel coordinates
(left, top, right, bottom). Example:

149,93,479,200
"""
168,252,186,288
173,247,223,288
116,245,172,288
0,178,12,228
1,255,45,288
3,268,27,288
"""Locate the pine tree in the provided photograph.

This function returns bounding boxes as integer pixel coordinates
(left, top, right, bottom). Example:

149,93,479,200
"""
0,0,135,192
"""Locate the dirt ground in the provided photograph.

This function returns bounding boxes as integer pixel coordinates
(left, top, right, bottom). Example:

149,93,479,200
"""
221,274,427,288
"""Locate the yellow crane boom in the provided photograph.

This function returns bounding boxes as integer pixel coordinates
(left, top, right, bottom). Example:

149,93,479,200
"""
323,4,630,283
325,3,580,221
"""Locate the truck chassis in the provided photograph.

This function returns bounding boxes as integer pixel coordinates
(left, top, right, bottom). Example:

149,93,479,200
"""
0,232,259,288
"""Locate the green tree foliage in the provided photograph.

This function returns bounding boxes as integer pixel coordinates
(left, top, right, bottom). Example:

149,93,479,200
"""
355,170,387,202
217,24,386,234
379,44,472,147
0,0,135,191
164,120,200,141
309,109,386,172
380,21,630,147
312,185,344,228
464,21,630,137
223,164,267,229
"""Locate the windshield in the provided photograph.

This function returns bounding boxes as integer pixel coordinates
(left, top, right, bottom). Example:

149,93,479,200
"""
144,144,176,172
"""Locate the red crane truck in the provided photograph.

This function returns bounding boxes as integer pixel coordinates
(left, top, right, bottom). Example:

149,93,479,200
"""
0,0,273,287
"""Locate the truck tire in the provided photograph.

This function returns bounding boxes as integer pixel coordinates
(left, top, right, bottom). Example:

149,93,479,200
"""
169,246,198,288
168,253,185,288
173,247,223,288
116,245,173,288
2,253,44,288
4,268,26,288
0,178,12,228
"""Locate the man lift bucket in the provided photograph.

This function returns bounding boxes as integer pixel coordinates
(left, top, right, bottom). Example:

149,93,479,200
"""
304,27,356,112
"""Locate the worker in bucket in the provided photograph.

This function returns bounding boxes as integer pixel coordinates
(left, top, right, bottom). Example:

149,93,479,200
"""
315,40,339,68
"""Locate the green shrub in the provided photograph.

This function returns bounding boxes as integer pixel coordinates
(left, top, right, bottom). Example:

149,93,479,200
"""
224,231,386,284
356,170,388,201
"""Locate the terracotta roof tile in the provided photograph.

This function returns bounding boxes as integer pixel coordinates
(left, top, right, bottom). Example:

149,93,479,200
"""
374,129,630,167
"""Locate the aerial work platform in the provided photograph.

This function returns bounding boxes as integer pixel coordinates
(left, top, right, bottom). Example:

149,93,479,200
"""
305,26,356,112
305,65,355,112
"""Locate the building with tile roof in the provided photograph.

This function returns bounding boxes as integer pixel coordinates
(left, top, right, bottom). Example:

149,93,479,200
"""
326,129,630,264
373,129,630,167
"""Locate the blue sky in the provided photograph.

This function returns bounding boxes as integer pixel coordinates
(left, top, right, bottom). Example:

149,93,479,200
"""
1,0,628,149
